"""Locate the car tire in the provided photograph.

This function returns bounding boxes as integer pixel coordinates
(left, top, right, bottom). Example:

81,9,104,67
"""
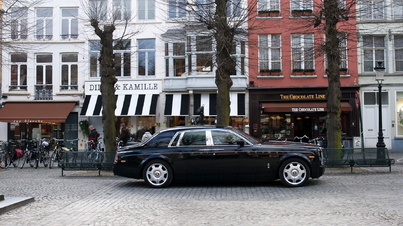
143,160,173,188
279,158,310,187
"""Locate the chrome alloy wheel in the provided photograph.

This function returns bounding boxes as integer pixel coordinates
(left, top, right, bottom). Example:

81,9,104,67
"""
144,160,172,188
279,158,310,187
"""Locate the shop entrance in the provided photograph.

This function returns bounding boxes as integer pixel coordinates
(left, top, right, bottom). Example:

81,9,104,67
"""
293,114,326,140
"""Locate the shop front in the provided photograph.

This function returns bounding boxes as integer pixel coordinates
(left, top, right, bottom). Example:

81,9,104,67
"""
80,81,161,144
249,87,360,146
163,92,248,131
0,101,79,149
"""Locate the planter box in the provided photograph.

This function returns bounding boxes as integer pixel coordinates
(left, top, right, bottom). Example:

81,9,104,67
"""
292,10,313,17
258,10,280,17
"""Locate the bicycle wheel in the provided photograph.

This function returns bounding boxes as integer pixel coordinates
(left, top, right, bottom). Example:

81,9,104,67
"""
20,149,30,169
29,151,39,168
12,152,22,168
42,150,50,168
0,152,6,168
49,150,60,169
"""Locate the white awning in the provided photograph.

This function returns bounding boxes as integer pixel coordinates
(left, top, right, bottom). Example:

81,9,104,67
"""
193,93,246,116
80,94,159,116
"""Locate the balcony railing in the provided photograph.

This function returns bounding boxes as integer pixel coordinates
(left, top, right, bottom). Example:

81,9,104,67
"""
35,85,53,100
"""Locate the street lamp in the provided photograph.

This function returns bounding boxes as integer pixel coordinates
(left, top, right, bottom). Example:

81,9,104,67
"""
374,62,386,159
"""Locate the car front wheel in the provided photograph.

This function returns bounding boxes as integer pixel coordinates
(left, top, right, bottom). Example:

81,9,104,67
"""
143,160,173,188
279,158,310,187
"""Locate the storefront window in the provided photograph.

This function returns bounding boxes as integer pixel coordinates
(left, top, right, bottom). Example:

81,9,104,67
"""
397,91,403,136
260,113,292,139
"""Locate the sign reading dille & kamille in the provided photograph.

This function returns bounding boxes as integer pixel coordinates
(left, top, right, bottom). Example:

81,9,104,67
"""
85,81,162,94
280,94,326,100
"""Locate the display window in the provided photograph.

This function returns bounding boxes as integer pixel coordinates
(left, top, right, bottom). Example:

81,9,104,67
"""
397,91,403,136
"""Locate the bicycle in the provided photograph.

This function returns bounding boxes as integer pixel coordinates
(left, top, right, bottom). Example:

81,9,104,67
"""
3,140,24,168
49,138,78,169
30,139,51,168
0,141,6,168
87,138,104,165
20,139,38,169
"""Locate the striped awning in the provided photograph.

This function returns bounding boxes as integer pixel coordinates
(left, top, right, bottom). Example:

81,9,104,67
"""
194,93,246,116
164,94,190,116
80,94,159,116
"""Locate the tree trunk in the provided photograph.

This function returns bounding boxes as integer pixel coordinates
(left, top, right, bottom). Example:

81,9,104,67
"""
324,0,343,156
214,0,234,128
91,21,117,156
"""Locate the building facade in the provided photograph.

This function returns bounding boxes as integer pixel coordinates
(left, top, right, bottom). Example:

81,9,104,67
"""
248,0,360,147
357,0,403,152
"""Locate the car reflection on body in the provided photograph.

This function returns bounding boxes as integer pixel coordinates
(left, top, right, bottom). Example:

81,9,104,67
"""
113,126,325,188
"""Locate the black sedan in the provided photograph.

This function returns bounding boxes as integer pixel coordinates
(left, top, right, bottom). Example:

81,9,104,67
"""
113,127,325,188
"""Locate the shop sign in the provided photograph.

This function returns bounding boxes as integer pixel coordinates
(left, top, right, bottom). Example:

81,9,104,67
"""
13,119,44,123
291,107,325,112
280,94,326,100
85,81,162,95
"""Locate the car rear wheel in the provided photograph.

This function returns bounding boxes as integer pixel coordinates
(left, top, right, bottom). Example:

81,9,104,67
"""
143,160,173,188
279,158,310,187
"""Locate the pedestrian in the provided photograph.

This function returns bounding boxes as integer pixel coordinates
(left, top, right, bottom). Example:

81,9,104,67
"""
119,123,131,146
136,127,146,142
141,129,152,142
88,125,100,149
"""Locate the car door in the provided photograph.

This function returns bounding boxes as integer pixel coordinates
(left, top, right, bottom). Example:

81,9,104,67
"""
169,130,214,180
209,130,261,180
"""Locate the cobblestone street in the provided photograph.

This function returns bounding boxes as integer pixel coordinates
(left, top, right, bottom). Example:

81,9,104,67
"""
1,153,402,226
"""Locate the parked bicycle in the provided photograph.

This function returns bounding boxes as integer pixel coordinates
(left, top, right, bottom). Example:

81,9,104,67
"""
30,139,51,168
2,140,24,168
0,141,7,168
49,138,78,169
87,138,104,164
20,139,38,169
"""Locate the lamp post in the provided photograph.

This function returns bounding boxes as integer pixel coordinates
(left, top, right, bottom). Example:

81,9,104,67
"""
374,62,386,159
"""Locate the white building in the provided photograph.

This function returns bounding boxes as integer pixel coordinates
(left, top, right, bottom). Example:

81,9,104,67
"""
357,0,403,152
0,0,248,150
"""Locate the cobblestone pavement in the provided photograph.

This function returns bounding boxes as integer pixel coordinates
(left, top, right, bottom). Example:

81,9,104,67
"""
1,153,403,226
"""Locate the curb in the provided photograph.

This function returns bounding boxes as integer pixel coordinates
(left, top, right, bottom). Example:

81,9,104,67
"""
0,197,35,214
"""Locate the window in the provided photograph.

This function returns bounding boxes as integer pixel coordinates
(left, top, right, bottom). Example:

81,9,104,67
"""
179,131,206,146
258,0,280,12
187,36,213,73
396,91,403,136
138,0,155,20
165,42,186,77
168,0,186,19
363,91,388,105
291,0,313,10
113,0,131,21
10,53,27,91
36,8,53,40
194,0,214,17
227,0,242,17
114,40,131,77
361,0,384,20
138,39,155,76
61,53,78,90
36,54,53,86
395,36,403,71
363,36,385,72
10,8,28,40
89,0,108,21
231,41,246,75
339,33,348,69
259,34,281,72
61,8,78,39
292,34,314,71
211,130,242,145
89,41,102,78
393,0,403,19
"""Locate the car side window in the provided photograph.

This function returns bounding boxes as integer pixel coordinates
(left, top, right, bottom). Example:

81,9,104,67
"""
144,131,175,148
179,131,206,146
211,131,242,145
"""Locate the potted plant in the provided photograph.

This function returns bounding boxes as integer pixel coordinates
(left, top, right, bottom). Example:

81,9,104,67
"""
304,69,315,75
292,69,304,75
340,68,348,75
270,69,282,75
292,9,313,17
258,10,280,17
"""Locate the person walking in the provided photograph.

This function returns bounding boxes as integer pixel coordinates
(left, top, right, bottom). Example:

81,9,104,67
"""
88,125,100,150
119,123,131,146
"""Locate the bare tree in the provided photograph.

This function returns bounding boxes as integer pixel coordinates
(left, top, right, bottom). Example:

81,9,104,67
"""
82,0,134,154
313,0,354,152
186,0,251,127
